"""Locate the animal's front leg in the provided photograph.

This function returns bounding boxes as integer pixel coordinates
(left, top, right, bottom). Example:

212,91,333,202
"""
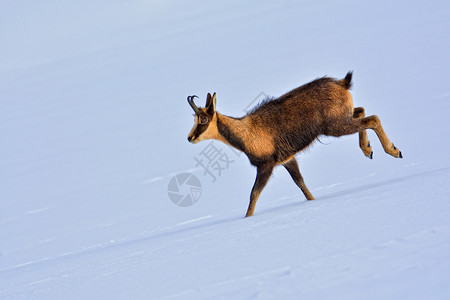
245,164,274,217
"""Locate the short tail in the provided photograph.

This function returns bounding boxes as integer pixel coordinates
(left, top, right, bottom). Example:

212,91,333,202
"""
337,71,353,90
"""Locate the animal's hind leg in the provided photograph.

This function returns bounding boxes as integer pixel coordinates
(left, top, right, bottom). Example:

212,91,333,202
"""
330,115,402,158
283,157,315,200
353,107,373,159
362,115,402,158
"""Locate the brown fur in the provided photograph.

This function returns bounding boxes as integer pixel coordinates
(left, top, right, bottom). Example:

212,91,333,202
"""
187,72,402,217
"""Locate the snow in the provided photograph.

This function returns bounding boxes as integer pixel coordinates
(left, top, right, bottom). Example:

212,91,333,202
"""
1,0,450,299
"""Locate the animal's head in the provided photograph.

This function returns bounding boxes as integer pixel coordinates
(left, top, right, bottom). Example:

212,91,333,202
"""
187,92,217,144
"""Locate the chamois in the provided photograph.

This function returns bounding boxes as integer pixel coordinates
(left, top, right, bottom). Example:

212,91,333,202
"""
187,72,402,217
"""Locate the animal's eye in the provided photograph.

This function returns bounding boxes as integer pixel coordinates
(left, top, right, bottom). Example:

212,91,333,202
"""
200,117,208,124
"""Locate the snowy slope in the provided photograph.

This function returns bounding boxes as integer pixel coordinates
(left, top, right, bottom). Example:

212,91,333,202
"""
1,1,450,299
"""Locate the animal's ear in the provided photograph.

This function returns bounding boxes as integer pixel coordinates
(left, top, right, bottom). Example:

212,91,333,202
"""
206,92,216,115
205,93,212,108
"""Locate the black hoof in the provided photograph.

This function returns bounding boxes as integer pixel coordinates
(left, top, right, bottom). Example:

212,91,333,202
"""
368,151,373,159
399,151,403,159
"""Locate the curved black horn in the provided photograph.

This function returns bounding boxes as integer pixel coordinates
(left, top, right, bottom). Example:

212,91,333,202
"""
187,95,200,113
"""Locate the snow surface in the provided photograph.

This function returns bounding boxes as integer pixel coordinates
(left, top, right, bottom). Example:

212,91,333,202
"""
1,1,450,299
